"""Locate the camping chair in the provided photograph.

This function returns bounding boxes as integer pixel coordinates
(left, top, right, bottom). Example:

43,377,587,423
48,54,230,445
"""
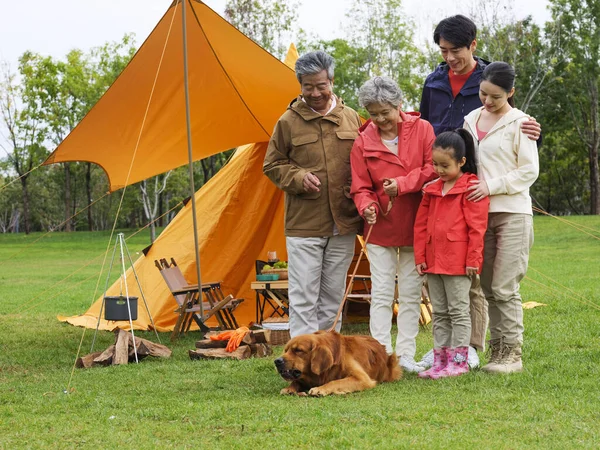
155,258,244,341
343,235,432,327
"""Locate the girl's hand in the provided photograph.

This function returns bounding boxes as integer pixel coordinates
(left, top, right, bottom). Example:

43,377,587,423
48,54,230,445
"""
466,266,478,276
467,180,490,202
416,262,427,275
363,206,377,225
383,178,398,197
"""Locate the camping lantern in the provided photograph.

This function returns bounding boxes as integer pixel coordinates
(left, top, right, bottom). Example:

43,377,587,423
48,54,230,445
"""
104,296,138,321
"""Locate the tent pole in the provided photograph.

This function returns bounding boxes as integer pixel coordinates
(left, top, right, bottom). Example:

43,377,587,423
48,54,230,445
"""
181,0,204,319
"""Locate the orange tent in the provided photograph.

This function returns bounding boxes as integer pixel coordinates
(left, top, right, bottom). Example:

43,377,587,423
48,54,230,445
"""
59,142,288,331
43,0,299,191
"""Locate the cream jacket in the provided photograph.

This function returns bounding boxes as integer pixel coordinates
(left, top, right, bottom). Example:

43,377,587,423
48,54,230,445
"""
464,107,539,215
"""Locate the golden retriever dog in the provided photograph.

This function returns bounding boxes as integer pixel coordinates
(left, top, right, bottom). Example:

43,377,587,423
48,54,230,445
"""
274,330,402,396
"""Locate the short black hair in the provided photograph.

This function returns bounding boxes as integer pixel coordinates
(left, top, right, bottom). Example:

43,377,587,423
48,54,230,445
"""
433,15,477,49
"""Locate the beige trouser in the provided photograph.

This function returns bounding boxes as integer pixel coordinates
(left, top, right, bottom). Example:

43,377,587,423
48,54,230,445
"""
469,275,488,351
286,234,355,337
427,274,472,348
481,213,534,346
367,244,423,358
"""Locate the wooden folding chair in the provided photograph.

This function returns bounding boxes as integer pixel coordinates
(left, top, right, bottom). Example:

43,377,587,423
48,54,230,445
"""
155,258,243,341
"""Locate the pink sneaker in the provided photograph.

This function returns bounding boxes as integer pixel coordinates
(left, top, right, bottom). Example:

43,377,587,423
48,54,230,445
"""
418,347,448,379
437,347,469,378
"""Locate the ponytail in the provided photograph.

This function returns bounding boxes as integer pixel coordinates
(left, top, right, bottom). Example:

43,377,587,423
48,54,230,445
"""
433,129,478,175
455,129,477,175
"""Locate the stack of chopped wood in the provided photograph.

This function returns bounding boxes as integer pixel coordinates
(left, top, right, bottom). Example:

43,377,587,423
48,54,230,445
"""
77,329,172,368
189,329,274,360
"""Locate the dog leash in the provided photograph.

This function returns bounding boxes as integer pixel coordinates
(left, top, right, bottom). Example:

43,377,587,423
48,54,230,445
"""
327,198,393,333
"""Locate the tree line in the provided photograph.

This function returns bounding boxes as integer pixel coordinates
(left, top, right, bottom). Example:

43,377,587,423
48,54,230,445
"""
1,0,598,237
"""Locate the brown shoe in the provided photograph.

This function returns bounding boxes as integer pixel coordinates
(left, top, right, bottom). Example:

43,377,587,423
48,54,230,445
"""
481,339,503,373
484,344,523,374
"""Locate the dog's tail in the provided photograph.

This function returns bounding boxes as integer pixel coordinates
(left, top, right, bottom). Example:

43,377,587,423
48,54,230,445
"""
385,353,403,381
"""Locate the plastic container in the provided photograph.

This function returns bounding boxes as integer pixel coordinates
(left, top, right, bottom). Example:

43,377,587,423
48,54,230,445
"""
104,296,138,321
261,269,288,280
256,274,280,282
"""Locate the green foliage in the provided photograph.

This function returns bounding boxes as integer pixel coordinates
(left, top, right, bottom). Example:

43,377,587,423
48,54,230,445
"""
546,0,600,214
1,217,600,447
224,0,299,59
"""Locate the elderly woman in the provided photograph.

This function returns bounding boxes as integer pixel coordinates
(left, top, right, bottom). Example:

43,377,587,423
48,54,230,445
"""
350,76,437,373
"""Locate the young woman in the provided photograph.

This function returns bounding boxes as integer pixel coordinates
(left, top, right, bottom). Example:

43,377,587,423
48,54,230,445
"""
463,62,539,373
414,130,489,379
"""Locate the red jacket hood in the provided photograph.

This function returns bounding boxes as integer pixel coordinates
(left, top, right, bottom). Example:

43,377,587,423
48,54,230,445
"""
423,172,479,196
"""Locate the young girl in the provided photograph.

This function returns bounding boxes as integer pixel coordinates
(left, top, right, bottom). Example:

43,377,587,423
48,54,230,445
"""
463,62,539,374
414,129,489,379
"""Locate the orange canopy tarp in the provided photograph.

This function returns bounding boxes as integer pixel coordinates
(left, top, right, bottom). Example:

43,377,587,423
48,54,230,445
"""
43,0,299,191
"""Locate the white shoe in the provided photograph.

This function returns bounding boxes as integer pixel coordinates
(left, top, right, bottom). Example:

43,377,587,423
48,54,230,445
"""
468,346,480,369
418,349,434,369
399,355,425,373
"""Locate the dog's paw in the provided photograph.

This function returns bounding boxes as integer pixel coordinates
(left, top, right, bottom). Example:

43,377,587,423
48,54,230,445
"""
280,386,300,396
308,387,329,397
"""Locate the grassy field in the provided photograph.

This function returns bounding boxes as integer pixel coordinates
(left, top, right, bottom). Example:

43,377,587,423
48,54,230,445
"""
1,217,599,449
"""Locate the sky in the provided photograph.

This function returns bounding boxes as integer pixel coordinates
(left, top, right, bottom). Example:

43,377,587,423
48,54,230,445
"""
0,0,552,70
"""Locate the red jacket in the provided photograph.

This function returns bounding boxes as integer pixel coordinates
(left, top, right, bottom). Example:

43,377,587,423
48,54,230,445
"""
350,111,436,247
413,173,490,275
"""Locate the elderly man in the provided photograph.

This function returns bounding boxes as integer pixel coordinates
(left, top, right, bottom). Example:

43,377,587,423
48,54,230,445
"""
263,51,362,337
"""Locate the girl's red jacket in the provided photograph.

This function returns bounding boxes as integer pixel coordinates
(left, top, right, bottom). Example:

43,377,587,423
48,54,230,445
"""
413,173,489,275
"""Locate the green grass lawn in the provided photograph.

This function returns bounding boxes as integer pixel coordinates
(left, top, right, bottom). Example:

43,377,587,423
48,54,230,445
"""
1,217,599,449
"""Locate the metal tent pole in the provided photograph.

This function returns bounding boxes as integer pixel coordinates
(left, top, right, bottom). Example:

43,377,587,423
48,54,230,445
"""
181,0,204,318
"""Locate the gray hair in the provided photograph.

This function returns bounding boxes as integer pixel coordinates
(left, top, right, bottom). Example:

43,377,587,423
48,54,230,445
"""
358,76,403,108
295,51,335,83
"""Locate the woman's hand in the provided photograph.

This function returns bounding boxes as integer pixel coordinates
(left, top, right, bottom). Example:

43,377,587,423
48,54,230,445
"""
466,266,478,276
363,206,377,225
383,178,398,197
467,179,490,202
416,262,427,276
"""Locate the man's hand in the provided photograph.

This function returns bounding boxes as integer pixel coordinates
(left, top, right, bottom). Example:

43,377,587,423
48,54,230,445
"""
416,262,427,276
383,178,398,197
521,117,541,141
303,172,321,193
363,206,377,225
466,179,490,202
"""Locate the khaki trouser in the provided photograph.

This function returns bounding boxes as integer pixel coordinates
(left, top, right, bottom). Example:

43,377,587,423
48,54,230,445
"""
469,275,488,351
428,274,472,348
286,234,355,337
367,244,423,358
481,213,534,346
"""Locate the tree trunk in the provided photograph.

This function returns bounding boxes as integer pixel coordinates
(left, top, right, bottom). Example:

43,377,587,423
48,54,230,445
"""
64,163,72,232
86,162,93,231
20,176,31,234
589,141,600,214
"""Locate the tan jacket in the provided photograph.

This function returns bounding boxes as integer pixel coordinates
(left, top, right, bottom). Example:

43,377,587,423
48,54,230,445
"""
263,96,363,237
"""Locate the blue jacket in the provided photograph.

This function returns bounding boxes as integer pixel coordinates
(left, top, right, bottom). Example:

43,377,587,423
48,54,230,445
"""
419,57,490,136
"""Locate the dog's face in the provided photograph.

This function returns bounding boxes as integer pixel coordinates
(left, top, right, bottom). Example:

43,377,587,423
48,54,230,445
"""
274,331,341,382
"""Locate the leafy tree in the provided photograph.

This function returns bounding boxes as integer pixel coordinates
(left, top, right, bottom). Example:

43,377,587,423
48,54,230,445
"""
343,0,426,108
0,61,49,234
224,0,299,59
546,0,600,214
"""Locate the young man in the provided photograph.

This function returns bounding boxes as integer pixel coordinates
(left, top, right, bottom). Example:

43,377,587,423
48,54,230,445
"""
263,51,362,338
418,15,541,369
